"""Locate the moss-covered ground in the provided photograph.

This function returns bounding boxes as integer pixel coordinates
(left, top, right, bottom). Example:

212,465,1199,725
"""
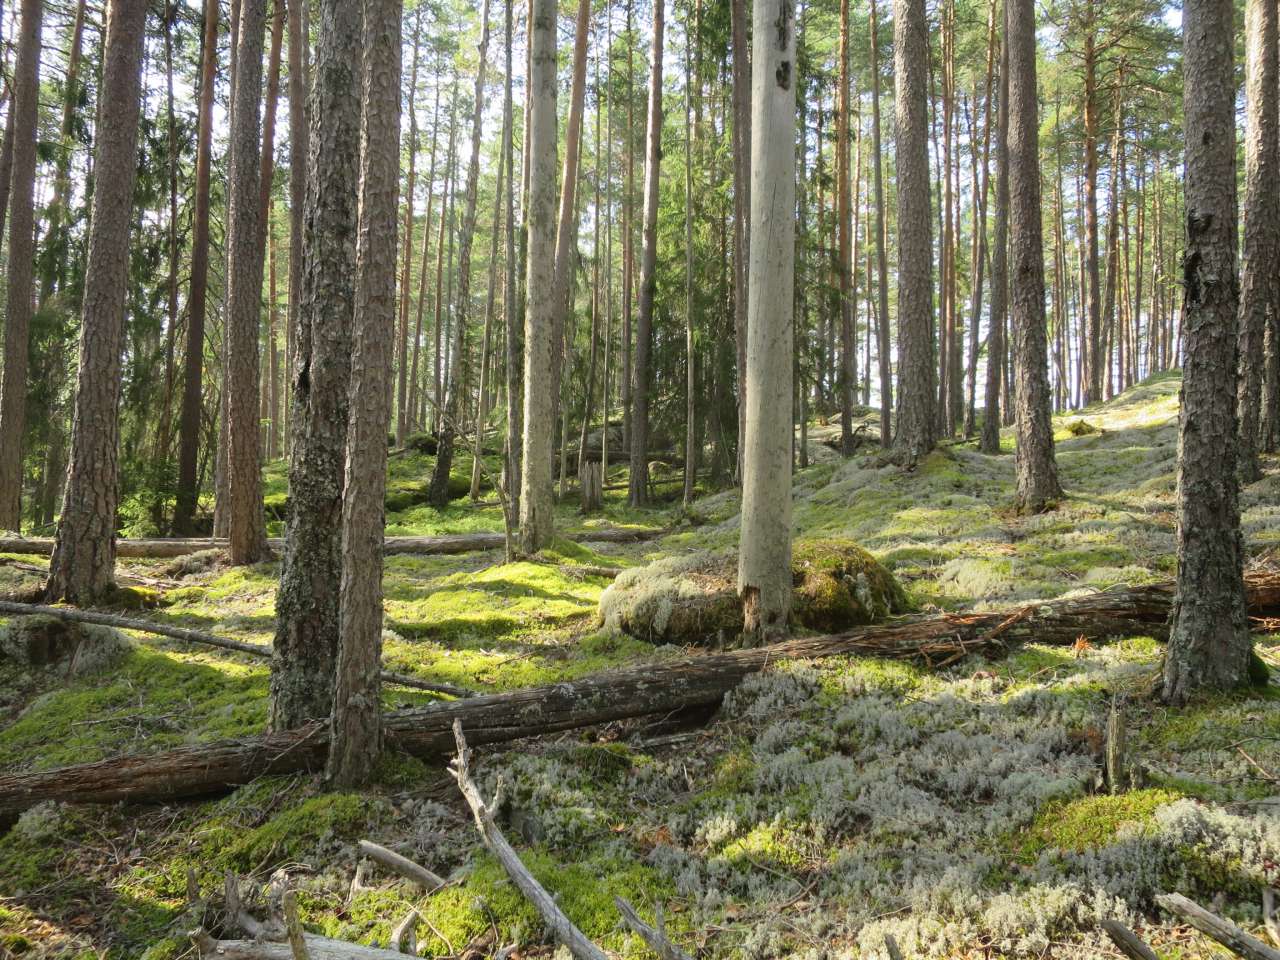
3,374,1280,958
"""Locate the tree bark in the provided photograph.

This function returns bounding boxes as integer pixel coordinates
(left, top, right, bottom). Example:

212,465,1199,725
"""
869,0,891,446
1007,0,1063,514
328,0,401,788
174,0,222,535
738,0,795,646
0,0,43,529
1162,0,1250,705
1236,0,1278,483
271,0,362,730
518,0,559,553
225,0,271,565
890,0,936,462
43,0,149,604
627,0,665,507
8,571,1280,815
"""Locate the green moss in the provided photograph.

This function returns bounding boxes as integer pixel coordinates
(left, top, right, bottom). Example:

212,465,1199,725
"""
791,539,909,629
561,742,637,783
1014,789,1182,861
208,792,383,873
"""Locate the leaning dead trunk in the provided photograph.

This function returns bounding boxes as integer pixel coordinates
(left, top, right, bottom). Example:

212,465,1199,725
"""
13,567,1275,817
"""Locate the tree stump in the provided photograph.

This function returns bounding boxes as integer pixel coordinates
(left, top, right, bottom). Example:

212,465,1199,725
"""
580,461,602,512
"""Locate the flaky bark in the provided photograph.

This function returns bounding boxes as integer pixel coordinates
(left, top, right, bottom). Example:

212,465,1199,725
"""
1007,0,1062,514
43,0,149,605
328,0,401,788
891,0,936,462
0,0,42,529
1163,0,1250,704
272,0,361,730
518,0,558,552
225,0,270,564
1236,0,1278,483
738,0,795,646
627,0,664,507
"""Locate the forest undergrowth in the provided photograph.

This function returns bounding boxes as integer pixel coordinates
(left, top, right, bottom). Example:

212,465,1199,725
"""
2,371,1279,959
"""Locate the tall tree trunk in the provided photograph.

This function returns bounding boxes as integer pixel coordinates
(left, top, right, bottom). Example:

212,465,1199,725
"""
329,0,401,789
1236,0,1278,483
408,87,441,438
1081,10,1102,405
980,13,1008,456
174,0,221,535
890,0,936,462
627,0,665,507
0,0,43,530
1008,0,1063,514
621,0,635,460
682,18,697,507
396,8,424,448
502,0,521,514
1162,0,1250,704
431,96,459,430
225,0,270,564
43,0,148,604
271,0,362,730
472,98,507,501
869,0,891,445
738,0,795,646
579,45,604,491
836,0,855,453
519,0,559,552
428,0,492,508
965,4,996,437
730,0,751,479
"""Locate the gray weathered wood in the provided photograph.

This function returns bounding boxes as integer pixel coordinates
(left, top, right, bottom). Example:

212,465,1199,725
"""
193,929,409,960
356,840,444,891
614,896,693,960
1157,893,1280,960
1101,919,1159,960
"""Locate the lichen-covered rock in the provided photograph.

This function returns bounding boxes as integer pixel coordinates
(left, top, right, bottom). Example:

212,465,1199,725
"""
0,616,131,675
598,538,906,644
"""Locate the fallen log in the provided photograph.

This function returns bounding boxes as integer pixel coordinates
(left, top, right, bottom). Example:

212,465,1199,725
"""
2,572,1278,815
1156,893,1280,960
193,928,412,960
0,526,663,560
0,600,471,698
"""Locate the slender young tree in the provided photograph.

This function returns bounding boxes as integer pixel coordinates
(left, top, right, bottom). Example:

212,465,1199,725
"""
738,0,795,646
628,0,665,507
891,0,936,461
43,0,149,604
174,0,221,534
1007,0,1063,513
225,0,270,564
730,0,751,475
980,6,1007,456
429,0,492,506
397,7,424,448
519,0,559,552
329,0,401,788
1162,0,1251,704
271,0,362,730
502,0,521,513
0,0,42,529
1236,0,1278,484
682,13,696,507
836,0,855,453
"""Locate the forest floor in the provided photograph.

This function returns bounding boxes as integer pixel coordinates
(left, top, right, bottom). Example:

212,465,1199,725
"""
2,370,1280,959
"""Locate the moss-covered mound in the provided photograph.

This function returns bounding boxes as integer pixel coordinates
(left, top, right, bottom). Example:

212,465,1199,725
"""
0,616,130,675
598,538,906,644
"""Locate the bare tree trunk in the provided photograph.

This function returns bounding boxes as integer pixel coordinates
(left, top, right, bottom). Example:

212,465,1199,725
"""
891,0,936,462
1236,0,1278,483
225,0,270,564
836,0,855,453
271,0,362,730
683,19,697,507
472,107,507,501
396,9,424,448
431,97,458,431
869,0,891,445
1162,0,1250,704
1007,0,1063,514
502,0,521,514
329,0,401,788
965,3,996,437
738,0,795,647
429,0,492,508
627,0,665,507
980,12,1008,456
174,0,222,535
730,0,751,480
579,46,605,492
285,0,310,451
519,0,559,552
1081,11,1102,405
43,0,148,604
0,0,43,530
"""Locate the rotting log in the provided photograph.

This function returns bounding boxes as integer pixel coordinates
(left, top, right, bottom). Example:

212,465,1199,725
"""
2,572,1279,816
0,526,663,560
0,600,471,698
